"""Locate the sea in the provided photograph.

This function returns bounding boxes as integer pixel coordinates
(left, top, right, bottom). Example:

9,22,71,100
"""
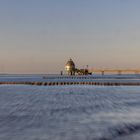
0,74,140,140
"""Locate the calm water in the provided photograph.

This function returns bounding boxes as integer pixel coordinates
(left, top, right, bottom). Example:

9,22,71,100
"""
1,74,140,84
0,85,140,140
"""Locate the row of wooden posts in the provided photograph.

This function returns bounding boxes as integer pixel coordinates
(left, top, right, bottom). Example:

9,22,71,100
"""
0,81,140,86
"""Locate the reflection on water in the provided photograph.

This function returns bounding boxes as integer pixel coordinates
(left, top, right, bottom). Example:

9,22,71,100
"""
0,85,140,140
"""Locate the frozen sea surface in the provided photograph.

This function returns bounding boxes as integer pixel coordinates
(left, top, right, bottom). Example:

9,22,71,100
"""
0,85,140,140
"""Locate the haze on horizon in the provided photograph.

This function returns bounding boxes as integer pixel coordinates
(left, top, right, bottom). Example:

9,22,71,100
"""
0,0,140,74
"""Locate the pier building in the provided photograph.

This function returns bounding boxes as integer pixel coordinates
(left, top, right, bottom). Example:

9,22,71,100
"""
65,58,76,75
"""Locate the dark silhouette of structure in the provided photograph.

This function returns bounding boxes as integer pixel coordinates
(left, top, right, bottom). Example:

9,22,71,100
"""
65,58,91,75
65,58,76,75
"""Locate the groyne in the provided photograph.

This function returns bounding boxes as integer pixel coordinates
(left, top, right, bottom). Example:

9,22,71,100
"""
43,75,140,80
0,81,140,86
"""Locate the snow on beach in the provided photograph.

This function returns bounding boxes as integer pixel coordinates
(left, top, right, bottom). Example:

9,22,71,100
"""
0,82,140,140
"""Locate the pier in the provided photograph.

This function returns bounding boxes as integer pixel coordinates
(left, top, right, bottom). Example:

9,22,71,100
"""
89,69,140,75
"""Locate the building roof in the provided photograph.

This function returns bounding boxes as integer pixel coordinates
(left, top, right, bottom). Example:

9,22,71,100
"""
65,58,75,67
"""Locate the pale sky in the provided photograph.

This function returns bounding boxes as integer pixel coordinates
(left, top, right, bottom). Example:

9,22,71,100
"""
0,0,140,74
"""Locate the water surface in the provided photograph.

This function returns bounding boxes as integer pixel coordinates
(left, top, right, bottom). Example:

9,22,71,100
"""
0,85,140,140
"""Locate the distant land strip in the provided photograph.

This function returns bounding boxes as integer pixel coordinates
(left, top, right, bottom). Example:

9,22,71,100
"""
0,81,140,86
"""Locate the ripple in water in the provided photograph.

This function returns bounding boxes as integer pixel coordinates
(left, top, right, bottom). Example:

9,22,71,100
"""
0,85,140,140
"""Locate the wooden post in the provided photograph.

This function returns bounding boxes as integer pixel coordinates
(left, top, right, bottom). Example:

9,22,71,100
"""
101,71,104,76
118,70,122,75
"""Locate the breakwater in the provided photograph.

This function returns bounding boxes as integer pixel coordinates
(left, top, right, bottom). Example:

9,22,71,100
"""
1,81,140,86
0,74,140,86
43,75,140,79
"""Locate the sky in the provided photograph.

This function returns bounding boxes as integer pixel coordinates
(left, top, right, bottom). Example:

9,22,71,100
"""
0,0,140,74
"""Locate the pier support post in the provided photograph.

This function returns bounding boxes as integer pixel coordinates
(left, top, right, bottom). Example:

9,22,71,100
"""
118,70,122,75
101,71,104,76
